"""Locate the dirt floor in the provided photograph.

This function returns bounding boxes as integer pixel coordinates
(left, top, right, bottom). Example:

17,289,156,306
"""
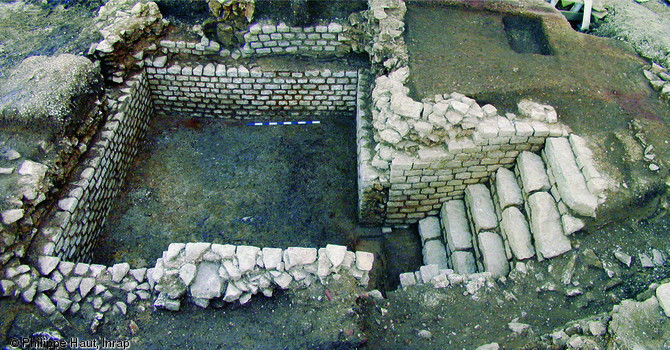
92,114,380,267
403,1,670,136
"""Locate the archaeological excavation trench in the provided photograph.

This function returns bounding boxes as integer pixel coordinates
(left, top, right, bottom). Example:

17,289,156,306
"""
2,0,670,348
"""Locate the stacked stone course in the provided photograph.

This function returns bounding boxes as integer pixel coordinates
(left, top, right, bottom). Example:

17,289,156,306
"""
0,243,374,316
242,22,352,57
35,74,153,262
146,59,359,119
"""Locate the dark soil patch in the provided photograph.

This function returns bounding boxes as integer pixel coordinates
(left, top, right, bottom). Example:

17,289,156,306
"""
93,114,370,267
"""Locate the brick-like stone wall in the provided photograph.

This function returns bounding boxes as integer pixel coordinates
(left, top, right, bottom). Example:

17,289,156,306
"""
241,22,352,57
146,59,359,119
36,73,153,262
383,118,570,225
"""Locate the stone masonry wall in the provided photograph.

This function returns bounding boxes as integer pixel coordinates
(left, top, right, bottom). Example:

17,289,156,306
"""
241,22,352,57
35,73,153,262
145,58,359,119
1,243,373,316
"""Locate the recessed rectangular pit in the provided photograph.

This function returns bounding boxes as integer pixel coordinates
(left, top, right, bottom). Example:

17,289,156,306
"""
502,16,553,55
36,55,371,264
93,114,358,266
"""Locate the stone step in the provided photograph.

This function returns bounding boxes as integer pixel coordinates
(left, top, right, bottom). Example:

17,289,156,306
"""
403,134,605,285
440,200,476,274
542,137,598,217
418,216,449,269
526,191,572,259
464,184,510,277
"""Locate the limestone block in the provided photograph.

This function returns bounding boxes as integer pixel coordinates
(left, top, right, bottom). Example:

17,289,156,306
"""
262,247,283,269
561,215,585,235
34,293,56,314
657,283,670,317
1,209,24,225
399,272,416,288
516,151,550,195
478,232,509,277
465,184,498,233
355,251,374,271
190,262,223,299
164,243,185,262
500,207,534,260
212,244,236,259
527,192,572,259
272,272,292,289
450,100,470,115
179,264,197,286
284,247,317,269
451,251,477,275
110,262,130,283
325,244,347,268
420,264,439,283
221,260,241,280
440,200,473,251
185,242,211,262
495,167,523,210
37,256,60,276
237,245,260,273
423,240,449,269
390,93,422,119
379,129,402,144
79,277,96,298
418,216,441,244
544,137,598,217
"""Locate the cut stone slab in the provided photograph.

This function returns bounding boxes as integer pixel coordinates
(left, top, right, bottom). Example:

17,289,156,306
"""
543,137,598,217
399,272,417,287
478,232,510,277
262,247,283,270
495,167,524,209
440,200,473,251
190,262,223,299
284,247,317,269
418,216,442,244
184,242,211,262
422,240,449,269
325,244,347,268
451,251,477,275
656,283,670,317
236,245,260,274
355,251,375,271
465,184,498,233
527,192,572,259
516,151,550,195
500,207,535,260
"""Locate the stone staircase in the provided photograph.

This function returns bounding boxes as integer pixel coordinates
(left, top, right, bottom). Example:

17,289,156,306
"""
400,135,608,286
